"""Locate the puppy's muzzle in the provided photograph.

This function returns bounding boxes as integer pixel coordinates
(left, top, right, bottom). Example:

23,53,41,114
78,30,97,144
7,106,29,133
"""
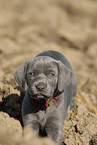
35,82,47,91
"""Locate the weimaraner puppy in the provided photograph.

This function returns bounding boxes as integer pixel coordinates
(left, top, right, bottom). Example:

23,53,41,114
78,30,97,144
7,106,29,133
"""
14,50,77,145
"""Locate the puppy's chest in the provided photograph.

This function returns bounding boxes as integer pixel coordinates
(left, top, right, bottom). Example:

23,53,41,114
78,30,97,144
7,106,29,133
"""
37,108,51,126
37,110,47,125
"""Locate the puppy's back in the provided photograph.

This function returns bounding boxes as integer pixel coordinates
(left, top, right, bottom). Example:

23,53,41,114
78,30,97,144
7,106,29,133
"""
36,50,73,72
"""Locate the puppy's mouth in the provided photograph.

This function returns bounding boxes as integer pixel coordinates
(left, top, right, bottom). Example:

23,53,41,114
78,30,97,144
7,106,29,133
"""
30,93,49,100
29,89,51,100
36,94,48,99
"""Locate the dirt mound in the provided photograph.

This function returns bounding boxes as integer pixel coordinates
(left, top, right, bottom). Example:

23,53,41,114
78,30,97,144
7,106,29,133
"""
0,114,56,145
0,0,97,144
64,100,97,144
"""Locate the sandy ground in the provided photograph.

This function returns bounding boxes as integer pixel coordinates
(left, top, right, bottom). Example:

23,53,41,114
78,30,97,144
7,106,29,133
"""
0,0,97,144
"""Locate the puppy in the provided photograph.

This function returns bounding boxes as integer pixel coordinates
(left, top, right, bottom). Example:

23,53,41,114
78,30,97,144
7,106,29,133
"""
14,50,77,145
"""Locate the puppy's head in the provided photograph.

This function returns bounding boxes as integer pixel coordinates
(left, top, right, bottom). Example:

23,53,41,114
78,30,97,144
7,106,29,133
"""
14,56,71,100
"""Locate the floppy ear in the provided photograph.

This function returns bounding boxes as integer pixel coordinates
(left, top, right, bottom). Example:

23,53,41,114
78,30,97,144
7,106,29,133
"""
57,61,71,92
14,59,31,89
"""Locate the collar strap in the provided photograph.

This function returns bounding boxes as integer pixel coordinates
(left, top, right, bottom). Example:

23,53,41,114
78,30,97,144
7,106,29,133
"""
45,91,60,108
30,90,64,109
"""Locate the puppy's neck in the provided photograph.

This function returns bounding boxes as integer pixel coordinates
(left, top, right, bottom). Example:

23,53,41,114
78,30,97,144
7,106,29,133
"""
29,90,64,110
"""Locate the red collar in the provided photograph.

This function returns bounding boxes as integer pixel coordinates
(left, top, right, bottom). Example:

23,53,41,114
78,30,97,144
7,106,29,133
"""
45,91,60,108
29,90,64,109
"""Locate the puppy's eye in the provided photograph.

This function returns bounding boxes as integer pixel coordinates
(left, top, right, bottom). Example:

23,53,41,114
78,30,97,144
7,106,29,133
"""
48,73,55,77
29,72,35,77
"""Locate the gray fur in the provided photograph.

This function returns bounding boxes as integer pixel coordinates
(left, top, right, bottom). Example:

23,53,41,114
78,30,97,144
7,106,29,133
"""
14,50,77,145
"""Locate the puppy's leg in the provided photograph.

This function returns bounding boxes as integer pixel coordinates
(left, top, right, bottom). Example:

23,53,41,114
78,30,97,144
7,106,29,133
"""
23,114,39,136
70,75,77,109
45,117,63,145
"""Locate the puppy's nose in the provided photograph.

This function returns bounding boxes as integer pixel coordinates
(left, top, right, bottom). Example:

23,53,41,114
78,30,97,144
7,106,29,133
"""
36,82,46,91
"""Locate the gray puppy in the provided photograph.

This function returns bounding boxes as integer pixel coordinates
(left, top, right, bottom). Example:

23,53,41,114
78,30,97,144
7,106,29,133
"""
14,50,77,145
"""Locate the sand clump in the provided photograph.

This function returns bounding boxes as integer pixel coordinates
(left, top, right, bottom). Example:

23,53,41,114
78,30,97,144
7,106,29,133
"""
0,113,57,145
